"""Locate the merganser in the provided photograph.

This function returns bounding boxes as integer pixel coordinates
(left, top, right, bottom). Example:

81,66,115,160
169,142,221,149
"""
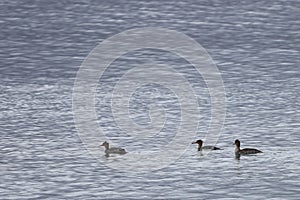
234,139,262,156
100,141,127,156
192,140,222,151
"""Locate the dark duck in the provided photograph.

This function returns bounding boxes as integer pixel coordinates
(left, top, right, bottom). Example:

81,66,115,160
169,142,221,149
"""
234,139,262,157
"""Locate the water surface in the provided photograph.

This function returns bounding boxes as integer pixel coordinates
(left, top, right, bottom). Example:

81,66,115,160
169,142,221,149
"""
0,0,299,199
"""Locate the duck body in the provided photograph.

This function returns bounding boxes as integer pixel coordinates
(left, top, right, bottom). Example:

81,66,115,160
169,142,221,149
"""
202,146,222,150
105,148,127,154
100,141,127,155
234,139,262,155
238,148,262,154
192,140,222,151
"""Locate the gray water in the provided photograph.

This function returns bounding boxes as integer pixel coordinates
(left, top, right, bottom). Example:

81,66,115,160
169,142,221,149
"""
1,0,300,199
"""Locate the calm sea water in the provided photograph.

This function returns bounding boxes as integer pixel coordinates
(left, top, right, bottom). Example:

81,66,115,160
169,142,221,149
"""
1,0,299,199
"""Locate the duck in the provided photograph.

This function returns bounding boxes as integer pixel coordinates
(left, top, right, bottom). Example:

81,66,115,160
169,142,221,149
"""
234,139,262,156
192,139,222,151
100,141,127,156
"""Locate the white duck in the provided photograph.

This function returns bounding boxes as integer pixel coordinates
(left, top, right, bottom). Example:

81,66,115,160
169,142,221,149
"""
192,139,222,151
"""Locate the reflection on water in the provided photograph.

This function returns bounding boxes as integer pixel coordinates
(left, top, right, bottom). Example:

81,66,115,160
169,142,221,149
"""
1,0,299,199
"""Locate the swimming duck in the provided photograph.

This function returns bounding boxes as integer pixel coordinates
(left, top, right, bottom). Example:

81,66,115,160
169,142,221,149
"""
234,139,262,155
192,140,222,151
100,141,127,156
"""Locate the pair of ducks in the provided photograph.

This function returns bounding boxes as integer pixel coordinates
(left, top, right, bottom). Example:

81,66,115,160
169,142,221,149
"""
192,139,262,156
100,139,262,157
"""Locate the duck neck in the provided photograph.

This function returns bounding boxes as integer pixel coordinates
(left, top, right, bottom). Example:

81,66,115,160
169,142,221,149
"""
198,144,202,151
104,143,109,150
235,144,240,152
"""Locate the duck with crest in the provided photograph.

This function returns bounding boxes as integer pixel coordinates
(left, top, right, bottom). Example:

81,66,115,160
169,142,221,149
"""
192,139,222,151
100,141,127,156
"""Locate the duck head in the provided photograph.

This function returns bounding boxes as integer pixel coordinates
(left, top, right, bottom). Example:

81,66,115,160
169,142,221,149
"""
234,139,240,147
100,141,109,149
192,139,203,151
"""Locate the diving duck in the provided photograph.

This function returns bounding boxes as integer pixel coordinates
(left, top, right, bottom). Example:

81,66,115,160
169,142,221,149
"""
234,139,262,155
192,139,222,151
100,141,127,156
